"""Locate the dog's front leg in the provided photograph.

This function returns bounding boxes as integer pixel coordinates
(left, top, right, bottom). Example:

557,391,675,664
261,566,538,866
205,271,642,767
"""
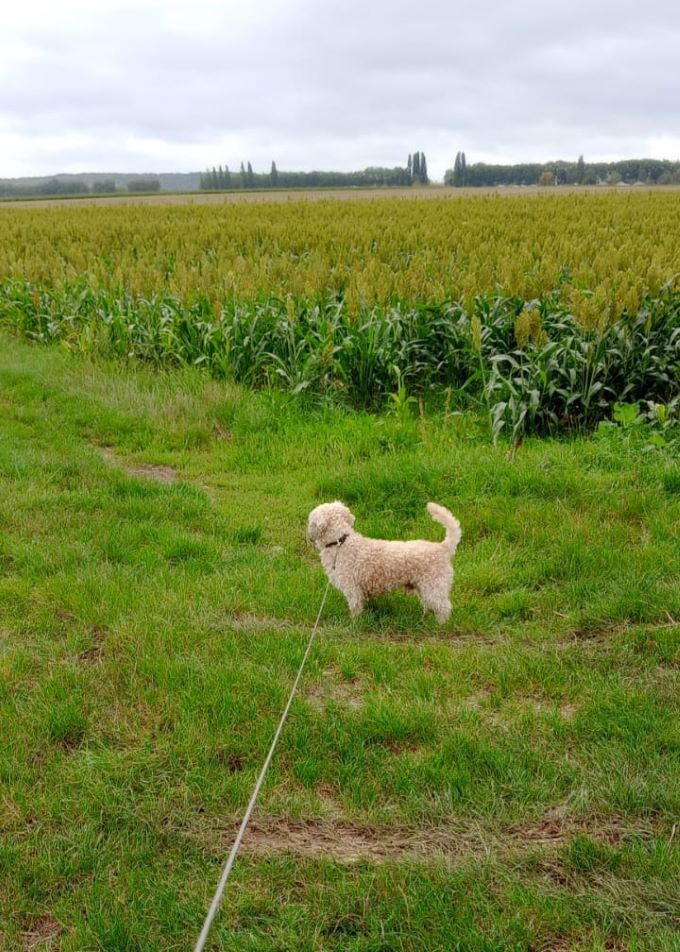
346,591,364,617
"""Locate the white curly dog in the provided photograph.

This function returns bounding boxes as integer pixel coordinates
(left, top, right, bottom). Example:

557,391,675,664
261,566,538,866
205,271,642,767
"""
308,501,462,623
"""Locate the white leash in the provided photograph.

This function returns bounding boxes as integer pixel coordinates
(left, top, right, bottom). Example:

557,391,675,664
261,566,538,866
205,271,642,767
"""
194,582,331,952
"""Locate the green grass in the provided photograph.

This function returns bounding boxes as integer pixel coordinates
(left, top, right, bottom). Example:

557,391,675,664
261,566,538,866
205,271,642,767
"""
1,331,679,951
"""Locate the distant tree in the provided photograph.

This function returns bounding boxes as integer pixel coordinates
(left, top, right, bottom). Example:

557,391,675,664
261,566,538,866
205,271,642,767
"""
407,154,413,184
606,170,622,185
92,179,116,194
246,162,255,188
223,165,232,189
576,154,585,185
37,178,89,195
200,169,216,190
408,151,429,185
270,161,278,187
127,177,161,192
461,151,467,185
240,162,247,188
538,171,555,186
450,152,462,186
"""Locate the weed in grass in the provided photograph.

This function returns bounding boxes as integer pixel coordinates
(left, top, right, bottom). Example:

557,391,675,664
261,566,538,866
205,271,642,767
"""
662,466,680,495
233,526,264,545
560,835,622,876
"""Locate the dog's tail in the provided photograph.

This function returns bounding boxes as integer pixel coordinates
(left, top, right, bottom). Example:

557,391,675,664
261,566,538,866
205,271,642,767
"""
427,502,462,555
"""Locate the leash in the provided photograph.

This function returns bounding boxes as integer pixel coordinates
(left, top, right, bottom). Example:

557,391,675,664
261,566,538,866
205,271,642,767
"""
194,581,331,952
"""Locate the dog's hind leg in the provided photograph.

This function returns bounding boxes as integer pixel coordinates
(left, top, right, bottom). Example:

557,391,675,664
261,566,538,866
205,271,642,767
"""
417,577,453,624
433,598,452,625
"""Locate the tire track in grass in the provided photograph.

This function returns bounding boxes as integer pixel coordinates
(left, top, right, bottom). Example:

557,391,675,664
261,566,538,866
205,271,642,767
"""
187,809,664,865
95,444,178,484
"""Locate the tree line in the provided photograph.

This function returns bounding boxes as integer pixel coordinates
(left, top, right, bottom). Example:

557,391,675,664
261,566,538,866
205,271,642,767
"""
0,177,162,199
444,154,680,187
199,152,429,190
5,151,679,200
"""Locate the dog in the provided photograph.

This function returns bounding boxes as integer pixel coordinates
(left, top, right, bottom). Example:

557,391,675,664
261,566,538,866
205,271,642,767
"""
307,501,461,623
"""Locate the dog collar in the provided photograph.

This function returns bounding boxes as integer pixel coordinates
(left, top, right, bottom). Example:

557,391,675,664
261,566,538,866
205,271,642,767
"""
325,533,349,549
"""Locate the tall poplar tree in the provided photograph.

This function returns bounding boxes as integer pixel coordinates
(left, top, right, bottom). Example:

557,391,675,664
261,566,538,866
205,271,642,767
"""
577,154,585,185
452,152,461,186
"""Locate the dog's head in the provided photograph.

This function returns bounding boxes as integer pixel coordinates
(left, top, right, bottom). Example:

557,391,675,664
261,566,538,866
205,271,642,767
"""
307,501,355,550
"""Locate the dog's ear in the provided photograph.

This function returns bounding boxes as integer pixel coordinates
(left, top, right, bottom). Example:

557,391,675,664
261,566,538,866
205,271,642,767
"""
335,502,355,527
307,510,328,542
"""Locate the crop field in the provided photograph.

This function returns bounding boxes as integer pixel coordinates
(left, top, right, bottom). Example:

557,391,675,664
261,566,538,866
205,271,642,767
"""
1,190,680,440
1,191,679,949
2,189,679,308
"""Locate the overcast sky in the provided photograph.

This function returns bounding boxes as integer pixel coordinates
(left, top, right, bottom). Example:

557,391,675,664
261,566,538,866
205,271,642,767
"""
1,0,679,181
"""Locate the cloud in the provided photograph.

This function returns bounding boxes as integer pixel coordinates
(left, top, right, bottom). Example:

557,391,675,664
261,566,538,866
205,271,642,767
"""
1,0,679,178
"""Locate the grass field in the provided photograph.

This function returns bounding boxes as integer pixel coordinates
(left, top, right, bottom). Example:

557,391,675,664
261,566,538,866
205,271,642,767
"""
1,330,679,950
